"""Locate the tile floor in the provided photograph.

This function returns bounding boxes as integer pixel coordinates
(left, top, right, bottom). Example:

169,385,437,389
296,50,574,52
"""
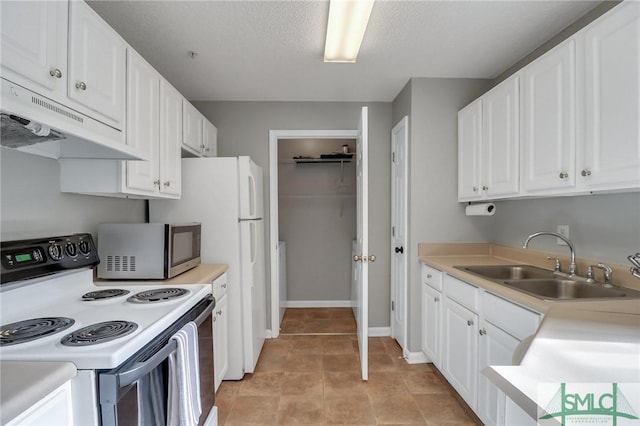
280,308,357,335
216,309,481,425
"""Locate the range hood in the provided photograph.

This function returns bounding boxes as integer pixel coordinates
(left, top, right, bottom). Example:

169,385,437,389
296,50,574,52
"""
1,78,147,160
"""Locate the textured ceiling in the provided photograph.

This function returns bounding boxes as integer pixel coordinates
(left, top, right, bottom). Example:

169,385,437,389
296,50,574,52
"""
88,0,601,102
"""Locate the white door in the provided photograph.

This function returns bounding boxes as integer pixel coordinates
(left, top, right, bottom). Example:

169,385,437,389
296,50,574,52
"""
352,106,370,381
159,79,182,196
457,100,483,201
390,116,408,351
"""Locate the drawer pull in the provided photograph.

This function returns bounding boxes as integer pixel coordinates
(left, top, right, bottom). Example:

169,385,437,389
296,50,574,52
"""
434,296,439,302
479,329,487,336
427,274,432,279
222,283,227,288
467,319,474,326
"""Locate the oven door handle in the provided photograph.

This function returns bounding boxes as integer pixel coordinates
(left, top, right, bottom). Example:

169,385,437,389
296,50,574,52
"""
103,296,215,391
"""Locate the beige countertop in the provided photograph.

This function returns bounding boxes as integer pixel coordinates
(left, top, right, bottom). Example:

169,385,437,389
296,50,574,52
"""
0,361,77,424
418,243,640,420
95,263,228,287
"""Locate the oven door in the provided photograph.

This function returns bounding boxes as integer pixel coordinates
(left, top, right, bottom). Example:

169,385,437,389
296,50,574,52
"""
97,296,215,426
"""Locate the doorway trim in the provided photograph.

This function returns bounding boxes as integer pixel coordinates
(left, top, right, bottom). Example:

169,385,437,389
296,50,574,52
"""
268,129,358,339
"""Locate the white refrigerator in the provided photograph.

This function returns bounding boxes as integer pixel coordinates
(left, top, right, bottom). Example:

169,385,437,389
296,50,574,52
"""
149,156,266,380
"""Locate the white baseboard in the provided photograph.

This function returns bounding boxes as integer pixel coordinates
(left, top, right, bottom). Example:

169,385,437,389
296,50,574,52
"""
265,329,273,339
368,327,390,337
404,350,429,364
284,300,353,308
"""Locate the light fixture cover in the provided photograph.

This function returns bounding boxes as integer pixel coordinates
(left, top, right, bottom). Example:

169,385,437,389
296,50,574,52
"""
324,0,375,63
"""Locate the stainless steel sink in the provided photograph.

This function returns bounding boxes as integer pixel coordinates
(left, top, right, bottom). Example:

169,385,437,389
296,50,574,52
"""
454,264,640,300
502,278,628,300
456,265,554,280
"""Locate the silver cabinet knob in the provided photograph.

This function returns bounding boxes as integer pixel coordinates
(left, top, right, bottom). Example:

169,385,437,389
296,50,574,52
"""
467,319,474,326
222,283,227,288
75,81,87,91
163,181,171,187
216,310,222,316
369,255,377,263
482,185,489,191
479,329,487,336
434,296,439,302
153,179,161,187
559,172,569,179
213,316,217,322
49,68,62,79
472,186,478,192
353,255,363,262
205,147,210,152
581,169,592,177
426,274,432,279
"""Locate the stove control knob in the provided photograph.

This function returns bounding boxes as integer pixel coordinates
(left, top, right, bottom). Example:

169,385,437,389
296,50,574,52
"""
48,244,64,260
65,242,78,257
78,240,91,256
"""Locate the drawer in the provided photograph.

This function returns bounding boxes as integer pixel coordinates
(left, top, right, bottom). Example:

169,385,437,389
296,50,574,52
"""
444,275,479,312
483,292,541,340
212,272,228,300
422,264,443,291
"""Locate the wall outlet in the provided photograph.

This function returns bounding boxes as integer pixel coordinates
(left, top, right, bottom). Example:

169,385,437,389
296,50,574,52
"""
557,225,569,245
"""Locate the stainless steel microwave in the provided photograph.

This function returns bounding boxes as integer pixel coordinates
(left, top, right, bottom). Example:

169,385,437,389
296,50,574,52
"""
97,223,201,279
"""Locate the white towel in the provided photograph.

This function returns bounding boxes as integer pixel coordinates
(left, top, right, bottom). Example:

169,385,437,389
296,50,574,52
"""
167,321,202,426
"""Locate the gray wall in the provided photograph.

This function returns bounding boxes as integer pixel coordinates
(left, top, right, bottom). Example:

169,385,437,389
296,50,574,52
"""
1,149,145,241
278,139,356,302
193,101,392,328
392,78,492,352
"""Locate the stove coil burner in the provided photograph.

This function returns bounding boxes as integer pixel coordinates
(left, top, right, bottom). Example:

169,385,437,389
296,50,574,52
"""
128,288,190,303
81,289,131,301
60,320,138,346
0,317,75,346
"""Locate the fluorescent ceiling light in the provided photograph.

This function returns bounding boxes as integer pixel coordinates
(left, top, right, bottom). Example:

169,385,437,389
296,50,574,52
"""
324,0,375,63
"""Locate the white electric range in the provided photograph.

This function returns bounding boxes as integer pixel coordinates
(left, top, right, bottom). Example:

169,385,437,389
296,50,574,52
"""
0,234,216,426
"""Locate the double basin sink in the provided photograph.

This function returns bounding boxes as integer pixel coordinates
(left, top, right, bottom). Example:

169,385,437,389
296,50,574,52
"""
455,264,640,300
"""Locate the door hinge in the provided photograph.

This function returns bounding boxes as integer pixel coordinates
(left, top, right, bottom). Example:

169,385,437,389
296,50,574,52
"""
391,301,395,311
392,226,395,237
392,152,396,163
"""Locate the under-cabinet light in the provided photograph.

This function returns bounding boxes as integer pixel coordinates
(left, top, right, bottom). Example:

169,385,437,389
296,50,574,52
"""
324,0,375,63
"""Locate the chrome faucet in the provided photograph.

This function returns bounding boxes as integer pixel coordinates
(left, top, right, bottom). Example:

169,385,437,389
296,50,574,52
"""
586,263,613,287
523,231,577,276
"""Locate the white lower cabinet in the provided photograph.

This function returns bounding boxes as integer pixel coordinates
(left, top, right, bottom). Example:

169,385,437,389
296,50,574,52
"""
421,283,442,368
442,297,479,410
421,264,543,425
7,381,74,426
212,273,229,392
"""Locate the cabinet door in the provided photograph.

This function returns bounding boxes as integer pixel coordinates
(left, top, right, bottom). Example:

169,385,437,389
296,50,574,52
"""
458,100,483,201
159,80,182,196
214,293,229,392
0,1,67,94
125,49,160,194
7,381,73,426
422,284,442,368
483,75,520,197
477,321,521,426
580,2,640,190
68,0,126,127
183,101,204,154
203,119,218,157
521,39,576,193
442,298,478,410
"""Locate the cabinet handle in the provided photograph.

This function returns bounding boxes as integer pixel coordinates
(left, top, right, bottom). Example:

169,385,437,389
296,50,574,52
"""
153,179,161,187
75,81,87,91
49,68,62,79
482,186,488,191
222,283,227,288
467,319,474,326
434,296,439,302
581,169,592,177
559,171,569,179
163,181,171,187
479,329,487,336
213,316,217,322
205,148,210,152
216,310,222,316
472,186,478,192
426,274,432,279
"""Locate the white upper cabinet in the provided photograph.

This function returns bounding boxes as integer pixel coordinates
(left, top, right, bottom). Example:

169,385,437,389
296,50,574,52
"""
483,76,520,198
458,100,483,200
578,1,640,191
203,118,218,157
182,101,204,155
125,49,160,194
158,79,183,196
458,75,519,201
68,0,126,129
521,39,576,194
0,1,68,94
